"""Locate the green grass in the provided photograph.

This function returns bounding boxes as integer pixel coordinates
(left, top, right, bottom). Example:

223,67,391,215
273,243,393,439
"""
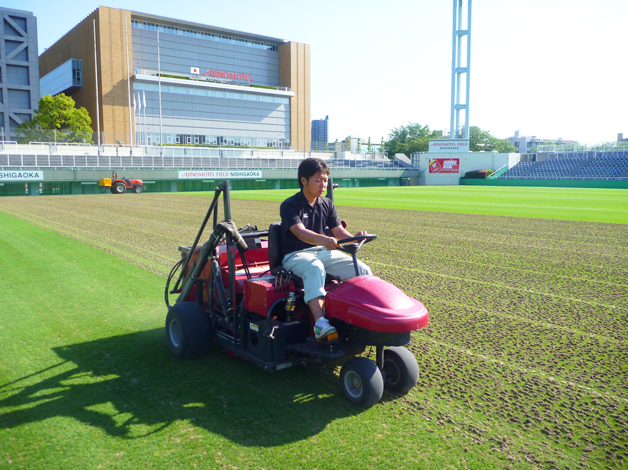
0,212,513,469
223,186,628,224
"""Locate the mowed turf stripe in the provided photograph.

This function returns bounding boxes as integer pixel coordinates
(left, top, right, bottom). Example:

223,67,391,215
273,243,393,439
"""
0,212,166,369
228,186,628,224
0,204,176,277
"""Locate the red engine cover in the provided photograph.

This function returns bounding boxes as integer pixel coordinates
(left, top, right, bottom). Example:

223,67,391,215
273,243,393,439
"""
325,276,429,333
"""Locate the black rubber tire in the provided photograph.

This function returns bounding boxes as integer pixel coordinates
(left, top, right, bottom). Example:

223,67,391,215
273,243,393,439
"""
339,357,384,408
132,185,143,194
165,302,212,359
382,346,419,394
113,182,126,194
109,186,116,194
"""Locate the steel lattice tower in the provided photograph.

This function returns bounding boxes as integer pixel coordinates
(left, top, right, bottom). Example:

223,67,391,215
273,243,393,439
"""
450,0,472,139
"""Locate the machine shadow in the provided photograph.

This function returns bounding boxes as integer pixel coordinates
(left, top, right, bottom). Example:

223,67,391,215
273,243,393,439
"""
0,328,363,446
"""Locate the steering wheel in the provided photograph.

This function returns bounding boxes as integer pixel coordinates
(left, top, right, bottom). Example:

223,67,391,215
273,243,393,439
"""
336,234,377,255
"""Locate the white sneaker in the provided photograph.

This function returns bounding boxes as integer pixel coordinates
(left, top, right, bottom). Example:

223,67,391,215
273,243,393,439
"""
314,317,336,339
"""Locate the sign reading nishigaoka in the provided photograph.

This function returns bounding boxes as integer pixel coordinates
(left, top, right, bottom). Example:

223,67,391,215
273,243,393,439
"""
429,139,469,153
428,158,459,174
178,170,262,179
0,171,43,181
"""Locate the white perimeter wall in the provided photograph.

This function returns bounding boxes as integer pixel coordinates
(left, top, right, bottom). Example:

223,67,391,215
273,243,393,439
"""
417,152,520,185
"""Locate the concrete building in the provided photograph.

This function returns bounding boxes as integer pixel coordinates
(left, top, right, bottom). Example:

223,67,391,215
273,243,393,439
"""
0,7,40,140
505,130,577,154
39,7,311,150
311,115,328,150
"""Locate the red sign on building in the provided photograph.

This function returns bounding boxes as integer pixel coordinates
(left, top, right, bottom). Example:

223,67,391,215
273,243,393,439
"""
428,158,460,173
203,69,253,81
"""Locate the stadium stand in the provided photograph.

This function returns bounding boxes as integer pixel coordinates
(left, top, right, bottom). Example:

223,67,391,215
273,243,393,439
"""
499,151,628,180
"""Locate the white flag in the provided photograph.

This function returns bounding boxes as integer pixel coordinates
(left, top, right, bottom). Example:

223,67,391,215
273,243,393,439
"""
143,90,146,109
137,92,142,111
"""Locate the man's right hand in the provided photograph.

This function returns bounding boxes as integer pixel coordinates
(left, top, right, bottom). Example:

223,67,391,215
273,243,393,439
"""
323,236,338,250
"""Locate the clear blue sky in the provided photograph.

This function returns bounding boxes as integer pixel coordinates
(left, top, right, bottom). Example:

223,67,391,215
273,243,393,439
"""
7,0,627,145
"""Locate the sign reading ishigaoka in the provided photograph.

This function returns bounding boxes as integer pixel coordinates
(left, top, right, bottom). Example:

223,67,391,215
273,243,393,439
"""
429,139,470,153
428,158,460,174
178,170,262,180
0,171,44,181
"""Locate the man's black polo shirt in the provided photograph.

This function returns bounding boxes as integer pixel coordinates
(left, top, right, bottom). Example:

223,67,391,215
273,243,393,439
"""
280,190,341,258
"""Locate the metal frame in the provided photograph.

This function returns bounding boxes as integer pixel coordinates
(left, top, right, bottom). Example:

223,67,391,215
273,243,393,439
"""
450,0,472,139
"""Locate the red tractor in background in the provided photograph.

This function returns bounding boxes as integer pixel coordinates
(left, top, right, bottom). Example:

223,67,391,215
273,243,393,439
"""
99,171,146,194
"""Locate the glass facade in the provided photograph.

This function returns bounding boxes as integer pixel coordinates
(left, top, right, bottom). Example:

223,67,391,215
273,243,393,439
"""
131,20,278,51
134,82,289,105
40,59,82,97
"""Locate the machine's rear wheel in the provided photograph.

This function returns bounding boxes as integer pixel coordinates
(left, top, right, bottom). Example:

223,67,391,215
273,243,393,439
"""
382,346,419,394
340,357,384,408
165,302,212,359
132,185,143,194
113,182,126,194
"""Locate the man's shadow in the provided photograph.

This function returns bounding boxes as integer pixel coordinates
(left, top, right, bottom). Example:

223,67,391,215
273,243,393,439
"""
0,328,363,445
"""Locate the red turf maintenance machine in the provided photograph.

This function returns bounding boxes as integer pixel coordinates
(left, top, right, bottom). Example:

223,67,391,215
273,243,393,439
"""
99,171,146,194
164,180,429,407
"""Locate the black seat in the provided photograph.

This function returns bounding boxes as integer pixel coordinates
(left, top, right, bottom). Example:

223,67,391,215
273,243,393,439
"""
268,222,338,288
268,222,304,287
268,222,284,271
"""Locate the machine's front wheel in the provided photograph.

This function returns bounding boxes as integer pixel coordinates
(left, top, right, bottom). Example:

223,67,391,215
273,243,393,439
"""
382,346,419,394
340,357,384,408
113,182,126,194
132,185,143,194
165,302,212,359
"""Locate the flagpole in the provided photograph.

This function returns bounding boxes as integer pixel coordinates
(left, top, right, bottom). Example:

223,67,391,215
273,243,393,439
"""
158,29,163,150
125,14,133,146
133,94,136,147
143,90,147,147
93,19,101,150
137,92,142,145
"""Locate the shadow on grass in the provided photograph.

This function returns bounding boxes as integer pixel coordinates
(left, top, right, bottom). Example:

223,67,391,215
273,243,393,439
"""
0,328,363,446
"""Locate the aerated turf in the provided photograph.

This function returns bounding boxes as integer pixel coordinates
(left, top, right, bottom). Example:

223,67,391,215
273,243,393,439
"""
0,191,626,469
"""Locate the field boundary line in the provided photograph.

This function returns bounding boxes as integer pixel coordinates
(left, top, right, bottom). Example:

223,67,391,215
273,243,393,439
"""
418,337,628,403
370,260,628,311
424,297,624,345
378,232,628,261
369,245,628,288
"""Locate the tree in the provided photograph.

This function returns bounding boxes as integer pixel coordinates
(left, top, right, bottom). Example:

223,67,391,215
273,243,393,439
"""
343,137,350,152
16,94,93,143
469,126,515,153
383,122,441,158
357,138,361,154
367,137,372,153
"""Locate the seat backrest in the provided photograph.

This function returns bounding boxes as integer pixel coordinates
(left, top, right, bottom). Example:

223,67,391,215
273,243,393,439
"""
268,222,283,270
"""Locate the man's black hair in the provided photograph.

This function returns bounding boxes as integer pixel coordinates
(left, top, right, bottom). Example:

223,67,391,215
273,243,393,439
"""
298,158,330,189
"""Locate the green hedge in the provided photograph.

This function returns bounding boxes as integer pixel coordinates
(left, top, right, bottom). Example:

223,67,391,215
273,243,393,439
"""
463,169,495,179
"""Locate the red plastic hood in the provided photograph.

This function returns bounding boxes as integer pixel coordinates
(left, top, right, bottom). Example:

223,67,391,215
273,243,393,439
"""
326,276,429,333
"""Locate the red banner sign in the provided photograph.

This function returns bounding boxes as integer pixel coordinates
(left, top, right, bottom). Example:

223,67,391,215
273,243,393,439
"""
428,158,460,173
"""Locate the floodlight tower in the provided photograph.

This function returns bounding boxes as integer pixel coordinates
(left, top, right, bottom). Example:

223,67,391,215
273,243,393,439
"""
450,0,472,139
